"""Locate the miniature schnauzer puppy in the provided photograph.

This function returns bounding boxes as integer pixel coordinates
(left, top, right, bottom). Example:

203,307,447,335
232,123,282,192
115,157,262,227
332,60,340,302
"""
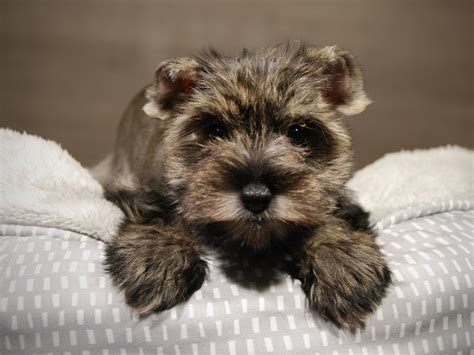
96,43,391,331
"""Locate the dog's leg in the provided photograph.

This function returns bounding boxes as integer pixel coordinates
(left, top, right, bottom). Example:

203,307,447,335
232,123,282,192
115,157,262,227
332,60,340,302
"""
104,188,207,316
105,220,207,316
333,189,371,231
290,217,391,331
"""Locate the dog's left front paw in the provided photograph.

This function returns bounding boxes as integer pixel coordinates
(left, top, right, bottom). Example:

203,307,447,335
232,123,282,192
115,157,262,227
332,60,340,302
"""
296,228,392,331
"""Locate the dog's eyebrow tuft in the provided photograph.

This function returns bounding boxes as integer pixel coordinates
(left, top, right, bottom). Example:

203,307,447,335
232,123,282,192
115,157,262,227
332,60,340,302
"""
179,112,223,137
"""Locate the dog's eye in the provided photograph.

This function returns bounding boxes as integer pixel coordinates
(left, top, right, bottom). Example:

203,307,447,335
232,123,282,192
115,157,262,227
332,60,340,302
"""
287,124,309,145
204,122,229,140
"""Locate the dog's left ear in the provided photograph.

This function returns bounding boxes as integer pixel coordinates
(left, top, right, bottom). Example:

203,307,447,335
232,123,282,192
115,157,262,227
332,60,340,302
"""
315,46,372,116
143,57,201,118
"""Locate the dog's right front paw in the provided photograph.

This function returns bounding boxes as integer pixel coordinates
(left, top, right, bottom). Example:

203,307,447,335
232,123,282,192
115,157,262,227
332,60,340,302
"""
105,223,207,316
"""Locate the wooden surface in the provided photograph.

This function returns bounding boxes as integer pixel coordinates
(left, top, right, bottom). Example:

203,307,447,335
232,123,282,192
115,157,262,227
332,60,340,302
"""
1,0,472,169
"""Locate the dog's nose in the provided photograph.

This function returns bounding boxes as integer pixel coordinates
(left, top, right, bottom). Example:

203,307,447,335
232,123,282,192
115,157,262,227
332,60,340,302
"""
240,182,272,213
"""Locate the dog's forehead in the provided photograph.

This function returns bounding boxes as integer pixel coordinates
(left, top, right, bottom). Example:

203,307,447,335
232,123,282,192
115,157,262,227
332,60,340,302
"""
194,56,321,125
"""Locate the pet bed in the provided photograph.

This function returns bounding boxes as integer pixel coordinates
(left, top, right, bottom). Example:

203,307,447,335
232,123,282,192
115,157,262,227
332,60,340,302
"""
1,128,473,354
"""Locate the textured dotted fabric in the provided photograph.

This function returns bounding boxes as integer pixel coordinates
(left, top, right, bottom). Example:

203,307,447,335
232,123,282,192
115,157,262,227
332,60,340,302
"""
0,200,473,355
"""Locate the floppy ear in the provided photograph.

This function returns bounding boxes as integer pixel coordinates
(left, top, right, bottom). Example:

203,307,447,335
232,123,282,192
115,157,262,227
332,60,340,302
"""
143,57,200,118
317,46,372,116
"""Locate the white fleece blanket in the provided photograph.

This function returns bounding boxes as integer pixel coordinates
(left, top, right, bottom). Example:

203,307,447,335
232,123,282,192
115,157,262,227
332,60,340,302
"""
347,145,474,222
0,129,123,241
0,128,472,241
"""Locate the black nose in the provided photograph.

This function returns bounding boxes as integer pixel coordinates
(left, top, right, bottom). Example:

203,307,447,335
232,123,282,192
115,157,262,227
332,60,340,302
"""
240,183,272,213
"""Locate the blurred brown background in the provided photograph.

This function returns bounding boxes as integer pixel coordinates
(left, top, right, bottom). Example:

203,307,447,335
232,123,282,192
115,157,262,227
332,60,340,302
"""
1,0,472,169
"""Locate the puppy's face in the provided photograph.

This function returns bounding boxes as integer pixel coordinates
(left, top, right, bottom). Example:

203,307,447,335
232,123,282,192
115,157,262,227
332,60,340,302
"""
144,44,371,250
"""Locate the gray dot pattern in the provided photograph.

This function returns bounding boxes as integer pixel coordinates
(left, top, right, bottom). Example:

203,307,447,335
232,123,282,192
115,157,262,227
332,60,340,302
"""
0,200,473,354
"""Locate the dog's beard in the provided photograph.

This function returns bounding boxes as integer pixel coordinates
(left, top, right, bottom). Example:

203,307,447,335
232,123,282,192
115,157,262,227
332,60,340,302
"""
181,189,330,251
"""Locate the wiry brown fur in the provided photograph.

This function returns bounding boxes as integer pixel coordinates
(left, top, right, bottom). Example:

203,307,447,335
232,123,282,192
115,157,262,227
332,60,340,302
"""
98,43,391,332
105,220,207,315
292,216,391,330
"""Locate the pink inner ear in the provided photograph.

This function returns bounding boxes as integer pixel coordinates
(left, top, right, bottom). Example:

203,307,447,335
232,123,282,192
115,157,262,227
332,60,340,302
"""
321,59,348,106
181,78,194,94
159,71,194,96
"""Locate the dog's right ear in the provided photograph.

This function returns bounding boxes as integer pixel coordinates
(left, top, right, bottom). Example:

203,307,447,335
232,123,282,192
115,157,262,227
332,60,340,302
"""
143,58,201,118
